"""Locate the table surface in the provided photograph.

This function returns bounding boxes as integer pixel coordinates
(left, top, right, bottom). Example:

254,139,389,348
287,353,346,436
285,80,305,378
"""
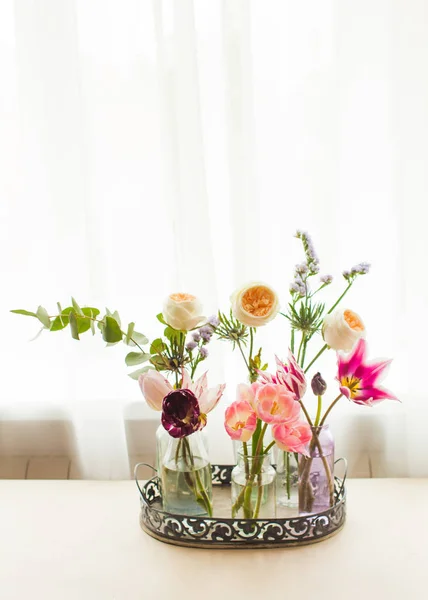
0,479,427,600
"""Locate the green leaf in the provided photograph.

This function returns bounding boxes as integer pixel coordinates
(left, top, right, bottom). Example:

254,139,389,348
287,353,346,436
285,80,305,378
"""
150,338,167,355
164,326,178,342
112,310,121,327
102,316,123,343
149,355,168,371
69,311,80,340
157,313,167,325
125,322,135,345
71,297,84,316
11,309,37,318
125,351,151,366
90,317,95,335
50,315,69,331
132,331,149,346
77,317,91,335
128,366,154,380
82,307,100,319
36,306,51,329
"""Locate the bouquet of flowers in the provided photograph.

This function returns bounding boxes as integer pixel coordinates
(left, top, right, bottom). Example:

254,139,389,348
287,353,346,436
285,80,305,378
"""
218,231,398,516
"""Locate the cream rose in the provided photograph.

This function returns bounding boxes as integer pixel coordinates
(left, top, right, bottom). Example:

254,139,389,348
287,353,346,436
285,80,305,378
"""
231,282,280,327
162,293,205,331
322,308,365,352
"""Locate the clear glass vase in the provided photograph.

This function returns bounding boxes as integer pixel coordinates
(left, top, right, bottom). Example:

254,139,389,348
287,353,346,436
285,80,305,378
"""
231,452,276,519
275,450,299,508
298,425,335,515
160,431,213,517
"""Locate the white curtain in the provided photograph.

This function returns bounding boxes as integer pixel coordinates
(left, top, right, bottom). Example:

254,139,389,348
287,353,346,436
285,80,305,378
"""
1,0,427,477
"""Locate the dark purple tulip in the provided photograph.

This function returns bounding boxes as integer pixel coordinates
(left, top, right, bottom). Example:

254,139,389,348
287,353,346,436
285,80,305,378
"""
161,389,204,439
311,372,327,396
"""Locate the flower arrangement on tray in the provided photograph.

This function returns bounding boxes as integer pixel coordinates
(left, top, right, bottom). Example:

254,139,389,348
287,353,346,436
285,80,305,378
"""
12,230,398,530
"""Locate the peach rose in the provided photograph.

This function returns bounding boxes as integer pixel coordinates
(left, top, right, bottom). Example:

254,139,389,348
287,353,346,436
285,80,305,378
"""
230,282,280,327
162,293,205,331
323,308,365,352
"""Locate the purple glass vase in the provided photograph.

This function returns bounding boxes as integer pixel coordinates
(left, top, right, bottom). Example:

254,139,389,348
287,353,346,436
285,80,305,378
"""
298,425,335,515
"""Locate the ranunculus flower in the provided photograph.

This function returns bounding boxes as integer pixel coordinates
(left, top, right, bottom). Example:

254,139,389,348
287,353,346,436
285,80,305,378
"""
230,282,280,327
161,389,205,438
162,293,205,331
181,369,226,415
254,383,301,425
337,338,398,406
138,370,173,411
258,351,306,400
272,421,312,455
224,400,257,442
322,308,365,352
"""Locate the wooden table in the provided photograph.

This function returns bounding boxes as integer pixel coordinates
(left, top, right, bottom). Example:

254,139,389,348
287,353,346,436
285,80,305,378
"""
0,479,427,599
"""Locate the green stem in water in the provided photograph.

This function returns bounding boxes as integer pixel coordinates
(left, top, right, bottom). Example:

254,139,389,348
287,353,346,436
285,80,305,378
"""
304,344,328,374
320,394,343,427
242,441,250,479
286,452,291,500
314,395,322,427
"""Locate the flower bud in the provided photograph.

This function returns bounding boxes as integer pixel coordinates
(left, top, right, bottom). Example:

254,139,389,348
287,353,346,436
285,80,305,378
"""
311,372,327,396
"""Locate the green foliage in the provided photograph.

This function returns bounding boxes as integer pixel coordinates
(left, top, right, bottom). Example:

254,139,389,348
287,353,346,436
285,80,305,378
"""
125,351,151,366
156,313,167,325
286,300,325,337
128,366,153,380
215,310,249,349
11,298,150,377
10,309,37,317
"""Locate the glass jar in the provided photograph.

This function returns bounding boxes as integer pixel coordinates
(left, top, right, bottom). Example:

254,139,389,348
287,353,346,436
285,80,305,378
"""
275,450,299,508
231,452,276,519
298,425,335,515
160,431,213,517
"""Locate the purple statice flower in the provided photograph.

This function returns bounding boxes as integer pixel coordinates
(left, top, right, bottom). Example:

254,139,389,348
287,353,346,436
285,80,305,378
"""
161,389,205,438
186,340,197,351
344,262,371,281
320,274,333,284
192,331,201,342
199,346,208,358
208,315,220,328
295,263,308,275
295,229,320,275
199,325,213,342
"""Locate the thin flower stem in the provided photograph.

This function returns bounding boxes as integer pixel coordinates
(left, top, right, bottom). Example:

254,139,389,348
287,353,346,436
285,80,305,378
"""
299,400,314,428
314,395,322,427
320,394,343,426
237,340,250,374
327,282,353,315
253,473,263,519
304,344,328,374
264,440,276,455
242,441,250,479
286,452,291,500
300,337,308,368
296,334,306,365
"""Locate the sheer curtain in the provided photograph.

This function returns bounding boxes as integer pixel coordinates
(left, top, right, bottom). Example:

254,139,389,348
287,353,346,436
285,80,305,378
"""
1,0,427,477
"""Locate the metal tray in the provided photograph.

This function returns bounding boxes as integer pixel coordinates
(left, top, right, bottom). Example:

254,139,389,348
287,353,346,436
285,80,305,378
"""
135,464,346,549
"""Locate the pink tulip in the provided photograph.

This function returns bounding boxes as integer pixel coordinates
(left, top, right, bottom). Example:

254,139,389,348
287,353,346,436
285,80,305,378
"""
272,421,312,455
224,400,257,442
258,350,307,400
138,370,173,411
254,383,301,425
337,338,398,406
181,369,226,414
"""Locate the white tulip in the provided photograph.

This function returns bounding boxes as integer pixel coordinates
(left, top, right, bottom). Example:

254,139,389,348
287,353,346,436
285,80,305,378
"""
162,293,205,331
322,308,365,352
231,282,280,327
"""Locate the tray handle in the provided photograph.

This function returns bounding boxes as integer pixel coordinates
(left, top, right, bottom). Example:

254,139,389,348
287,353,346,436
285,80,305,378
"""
134,462,157,499
334,457,348,497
